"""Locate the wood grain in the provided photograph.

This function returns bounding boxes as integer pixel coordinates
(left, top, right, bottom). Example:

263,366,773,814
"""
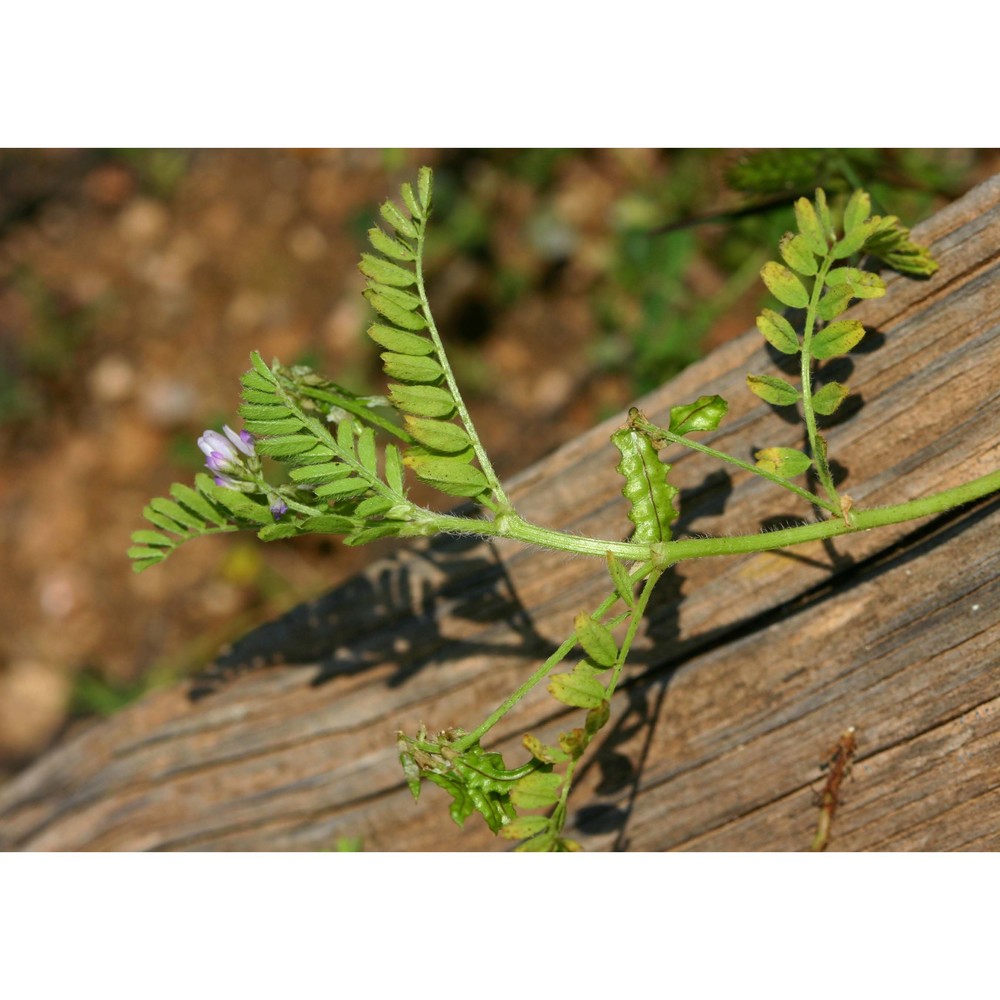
2,177,998,851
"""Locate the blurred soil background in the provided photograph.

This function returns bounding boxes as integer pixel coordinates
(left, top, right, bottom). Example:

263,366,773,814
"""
1,148,996,783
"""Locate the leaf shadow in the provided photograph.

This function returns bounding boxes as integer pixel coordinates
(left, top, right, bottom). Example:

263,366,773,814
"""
188,530,554,700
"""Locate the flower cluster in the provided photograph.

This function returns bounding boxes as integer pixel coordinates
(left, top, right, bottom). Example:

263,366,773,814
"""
197,425,287,519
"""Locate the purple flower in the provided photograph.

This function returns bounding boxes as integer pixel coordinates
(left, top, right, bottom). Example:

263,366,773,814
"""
270,499,289,519
198,425,257,485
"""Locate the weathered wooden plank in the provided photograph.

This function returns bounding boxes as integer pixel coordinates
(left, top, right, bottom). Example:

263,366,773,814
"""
1,176,998,851
578,501,1000,851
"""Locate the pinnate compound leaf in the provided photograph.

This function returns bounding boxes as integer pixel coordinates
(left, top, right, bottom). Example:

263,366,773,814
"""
571,660,608,679
754,447,812,477
523,733,570,765
131,529,173,548
812,319,865,359
367,324,435,356
249,350,273,380
499,816,551,840
367,283,421,311
363,290,426,330
558,728,587,759
333,417,353,456
812,381,850,415
400,182,423,221
238,402,288,421
170,483,227,526
669,394,728,434
142,504,185,536
815,189,835,242
256,435,325,459
403,416,471,453
817,284,854,321
514,831,558,851
141,506,187,536
258,522,300,541
203,482,275,524
356,427,377,474
548,671,607,709
510,771,562,810
760,261,810,309
779,233,818,276
612,424,679,545
148,497,202,531
345,523,408,546
404,455,489,498
358,253,415,287
574,612,618,668
239,389,281,405
388,384,456,418
381,352,444,383
128,546,166,563
863,219,939,277
794,196,828,256
826,267,885,299
384,444,405,494
380,199,417,238
240,369,275,393
585,700,611,736
243,416,305,436
289,462,352,483
831,218,879,259
606,552,635,608
407,442,476,465
843,190,871,234
314,477,368,499
747,373,800,407
755,308,799,355
368,227,415,261
354,496,394,518
417,166,433,212
301,514,358,533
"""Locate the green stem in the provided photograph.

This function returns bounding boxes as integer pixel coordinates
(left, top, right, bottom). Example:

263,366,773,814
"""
454,635,579,753
801,254,840,505
294,386,413,443
424,510,651,561
549,757,579,836
417,469,1000,565
605,569,663,698
414,220,513,512
550,570,662,837
453,563,655,752
631,413,839,515
661,469,1000,561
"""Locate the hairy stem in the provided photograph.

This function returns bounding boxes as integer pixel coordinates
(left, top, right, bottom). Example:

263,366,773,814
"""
453,563,655,752
420,469,1000,564
630,412,839,515
801,253,840,505
414,220,513,512
605,569,663,698
550,570,662,837
293,385,413,442
664,469,1000,558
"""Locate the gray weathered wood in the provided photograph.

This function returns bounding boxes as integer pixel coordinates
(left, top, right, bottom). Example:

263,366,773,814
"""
2,177,998,851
